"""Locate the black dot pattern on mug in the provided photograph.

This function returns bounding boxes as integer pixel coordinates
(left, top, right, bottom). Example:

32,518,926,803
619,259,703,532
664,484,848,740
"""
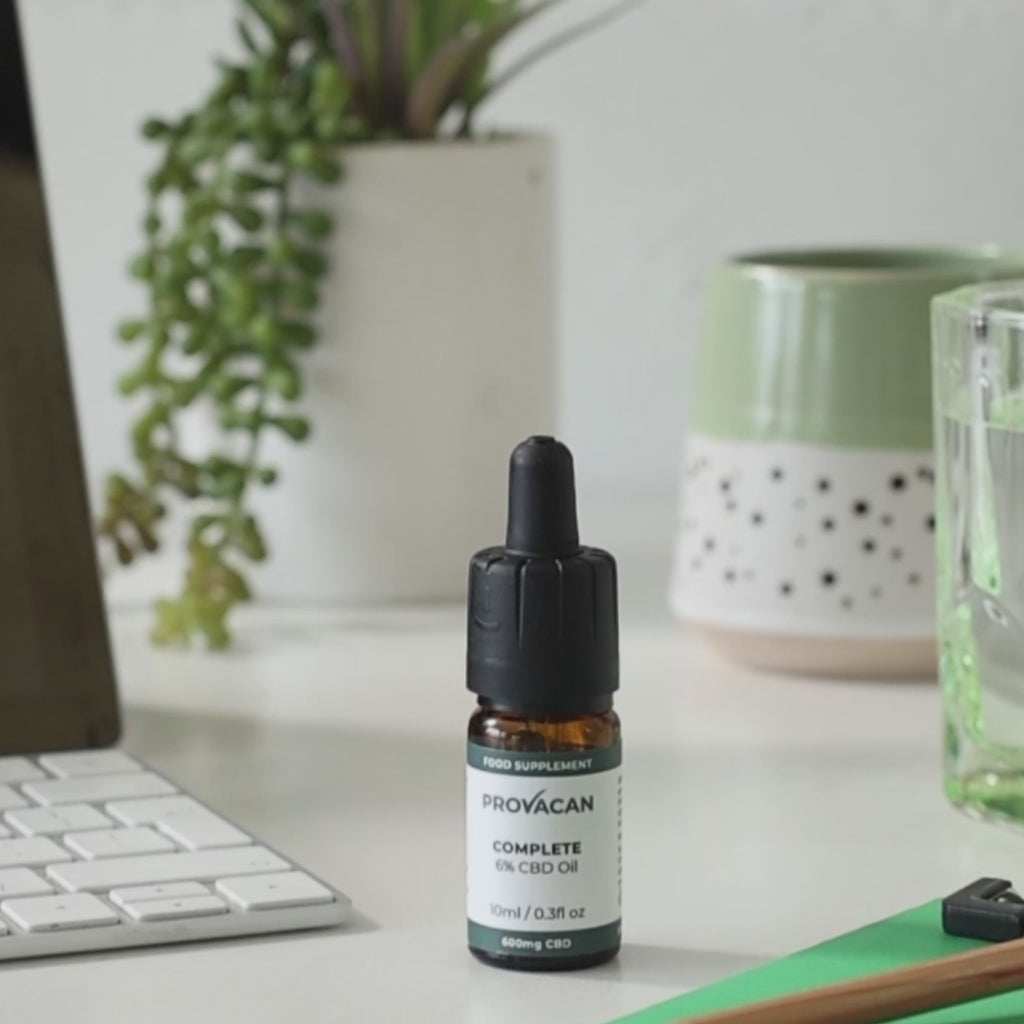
678,447,936,616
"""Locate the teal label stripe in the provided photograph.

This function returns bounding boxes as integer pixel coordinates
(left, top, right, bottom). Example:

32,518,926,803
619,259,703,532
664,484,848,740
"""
467,741,622,776
468,920,621,959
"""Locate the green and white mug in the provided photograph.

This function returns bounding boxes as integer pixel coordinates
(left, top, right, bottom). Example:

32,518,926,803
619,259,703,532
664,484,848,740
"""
671,247,1024,677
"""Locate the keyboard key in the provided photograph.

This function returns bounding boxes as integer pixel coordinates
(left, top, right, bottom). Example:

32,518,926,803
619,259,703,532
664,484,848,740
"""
110,882,210,909
0,837,72,869
158,810,251,851
6,804,112,836
121,894,228,922
0,758,46,785
64,827,175,860
0,869,53,897
23,772,175,807
1,893,119,932
106,795,205,827
48,846,289,893
39,751,142,778
216,872,335,911
0,786,28,811
108,797,251,848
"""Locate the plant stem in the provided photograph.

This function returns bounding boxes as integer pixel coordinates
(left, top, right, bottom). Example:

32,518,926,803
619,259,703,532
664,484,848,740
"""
458,0,650,136
219,167,295,550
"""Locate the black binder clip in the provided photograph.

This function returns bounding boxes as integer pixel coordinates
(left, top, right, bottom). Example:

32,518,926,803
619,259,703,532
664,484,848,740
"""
942,878,1024,942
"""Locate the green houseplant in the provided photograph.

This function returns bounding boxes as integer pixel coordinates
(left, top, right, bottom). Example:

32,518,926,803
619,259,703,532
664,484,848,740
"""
99,0,643,649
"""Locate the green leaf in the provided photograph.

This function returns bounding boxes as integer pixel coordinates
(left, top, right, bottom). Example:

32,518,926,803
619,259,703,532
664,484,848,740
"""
177,136,213,166
190,514,226,541
235,515,269,561
208,467,246,498
105,474,130,502
146,169,167,195
313,111,347,143
201,454,245,476
129,252,156,280
219,285,258,329
311,58,348,117
198,228,222,255
254,135,282,162
239,0,279,36
294,248,328,278
184,193,219,226
171,377,208,407
405,0,567,138
182,329,209,355
284,281,318,310
151,597,192,647
237,17,261,54
141,118,170,140
249,313,280,352
247,55,279,98
268,415,310,441
165,164,200,192
117,319,147,343
213,271,258,326
117,370,146,396
201,617,231,650
218,564,252,600
130,403,171,454
226,245,266,271
289,210,333,239
232,170,275,192
228,204,264,231
268,232,294,265
211,374,256,402
280,321,316,348
311,154,343,183
162,453,201,497
286,140,318,170
265,360,301,400
468,0,651,123
286,141,342,182
211,66,248,103
219,407,263,432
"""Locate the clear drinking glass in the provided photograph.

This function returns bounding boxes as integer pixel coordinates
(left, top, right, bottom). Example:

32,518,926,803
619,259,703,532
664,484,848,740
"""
933,281,1024,823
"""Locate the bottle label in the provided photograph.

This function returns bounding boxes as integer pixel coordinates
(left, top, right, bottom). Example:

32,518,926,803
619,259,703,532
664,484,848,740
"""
466,740,622,959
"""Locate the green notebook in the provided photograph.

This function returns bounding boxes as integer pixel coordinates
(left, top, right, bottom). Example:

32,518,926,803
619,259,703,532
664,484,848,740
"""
611,901,1021,1024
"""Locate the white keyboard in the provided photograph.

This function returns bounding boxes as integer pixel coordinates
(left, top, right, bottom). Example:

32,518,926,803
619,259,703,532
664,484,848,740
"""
0,750,349,960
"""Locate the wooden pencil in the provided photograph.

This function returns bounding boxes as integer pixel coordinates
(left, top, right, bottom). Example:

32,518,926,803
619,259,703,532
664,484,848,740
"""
674,933,1024,1024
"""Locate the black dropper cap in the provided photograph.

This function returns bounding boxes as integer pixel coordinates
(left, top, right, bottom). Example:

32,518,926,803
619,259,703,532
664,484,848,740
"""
467,436,619,715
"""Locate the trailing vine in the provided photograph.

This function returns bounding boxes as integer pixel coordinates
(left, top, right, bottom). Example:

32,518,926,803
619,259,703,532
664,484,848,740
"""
99,1,347,648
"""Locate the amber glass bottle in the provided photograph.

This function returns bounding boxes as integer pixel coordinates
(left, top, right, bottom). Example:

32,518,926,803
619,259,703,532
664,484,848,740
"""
465,437,622,971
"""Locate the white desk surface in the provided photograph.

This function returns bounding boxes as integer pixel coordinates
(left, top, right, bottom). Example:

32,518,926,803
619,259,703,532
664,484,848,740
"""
7,547,1024,1022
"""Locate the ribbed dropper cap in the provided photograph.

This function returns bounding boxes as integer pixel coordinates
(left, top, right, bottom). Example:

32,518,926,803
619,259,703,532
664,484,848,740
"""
467,436,619,715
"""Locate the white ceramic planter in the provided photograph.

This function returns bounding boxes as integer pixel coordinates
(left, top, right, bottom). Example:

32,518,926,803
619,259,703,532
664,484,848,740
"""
251,137,558,603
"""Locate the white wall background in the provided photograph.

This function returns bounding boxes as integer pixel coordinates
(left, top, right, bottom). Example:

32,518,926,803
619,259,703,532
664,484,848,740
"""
19,0,1024,507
